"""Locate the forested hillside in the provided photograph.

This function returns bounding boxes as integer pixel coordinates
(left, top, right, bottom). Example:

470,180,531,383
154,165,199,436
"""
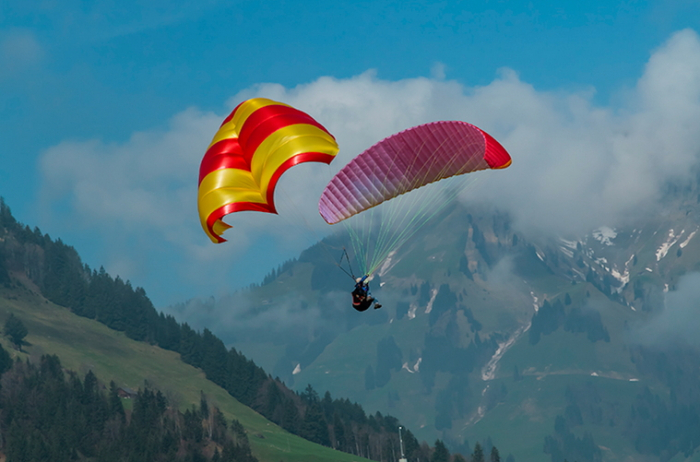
0,346,256,462
0,197,495,462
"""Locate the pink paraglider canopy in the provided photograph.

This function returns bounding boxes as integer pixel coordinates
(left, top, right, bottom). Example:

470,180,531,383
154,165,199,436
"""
318,121,511,224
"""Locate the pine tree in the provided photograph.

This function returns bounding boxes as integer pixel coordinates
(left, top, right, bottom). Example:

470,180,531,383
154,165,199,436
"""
431,439,450,462
4,313,28,349
472,442,485,462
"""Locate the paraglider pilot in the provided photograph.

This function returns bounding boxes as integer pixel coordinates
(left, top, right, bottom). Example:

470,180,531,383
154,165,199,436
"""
352,275,382,312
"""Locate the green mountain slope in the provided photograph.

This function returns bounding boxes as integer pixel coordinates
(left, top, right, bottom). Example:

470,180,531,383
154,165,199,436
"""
176,181,700,462
0,280,371,462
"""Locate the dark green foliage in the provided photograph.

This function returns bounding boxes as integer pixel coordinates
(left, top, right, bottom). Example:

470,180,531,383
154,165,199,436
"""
0,242,9,286
529,300,565,345
544,415,602,462
396,301,410,320
431,439,450,462
564,307,610,342
0,353,257,462
262,258,297,285
429,284,457,326
421,311,498,394
625,345,700,459
491,446,501,462
472,442,485,462
530,299,610,344
484,382,508,411
400,428,424,461
300,401,330,446
434,373,473,430
418,281,432,305
459,254,473,280
4,312,28,347
462,307,482,332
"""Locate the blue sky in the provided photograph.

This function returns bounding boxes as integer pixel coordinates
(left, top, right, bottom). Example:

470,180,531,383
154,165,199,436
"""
2,1,700,308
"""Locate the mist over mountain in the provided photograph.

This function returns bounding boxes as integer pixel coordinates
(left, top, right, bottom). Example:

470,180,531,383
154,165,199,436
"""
171,169,700,461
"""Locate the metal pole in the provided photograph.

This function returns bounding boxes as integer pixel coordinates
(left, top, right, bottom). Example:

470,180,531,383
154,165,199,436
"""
398,426,407,462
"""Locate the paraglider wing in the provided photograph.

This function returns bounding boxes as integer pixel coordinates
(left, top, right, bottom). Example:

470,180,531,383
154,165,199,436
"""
318,121,511,224
198,98,339,243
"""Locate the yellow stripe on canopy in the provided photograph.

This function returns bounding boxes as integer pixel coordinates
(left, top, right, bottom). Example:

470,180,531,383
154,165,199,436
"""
250,124,339,186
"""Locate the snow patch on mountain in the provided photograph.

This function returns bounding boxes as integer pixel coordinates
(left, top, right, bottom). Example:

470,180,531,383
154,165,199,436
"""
482,324,528,381
559,238,579,250
680,230,697,249
402,358,421,373
593,226,617,246
656,229,683,261
408,303,418,320
559,238,578,258
609,254,636,290
424,288,439,314
531,292,539,312
378,250,399,277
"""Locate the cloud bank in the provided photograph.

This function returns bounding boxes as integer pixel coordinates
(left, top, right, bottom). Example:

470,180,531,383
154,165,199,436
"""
633,272,700,349
37,29,700,305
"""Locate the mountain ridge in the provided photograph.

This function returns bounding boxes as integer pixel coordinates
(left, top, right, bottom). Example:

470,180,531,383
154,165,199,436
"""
174,175,700,462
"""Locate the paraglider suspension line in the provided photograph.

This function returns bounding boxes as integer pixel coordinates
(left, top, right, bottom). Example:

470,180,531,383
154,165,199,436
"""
337,248,357,281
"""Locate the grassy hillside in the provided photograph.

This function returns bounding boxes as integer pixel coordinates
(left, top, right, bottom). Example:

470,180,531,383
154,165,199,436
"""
0,279,371,462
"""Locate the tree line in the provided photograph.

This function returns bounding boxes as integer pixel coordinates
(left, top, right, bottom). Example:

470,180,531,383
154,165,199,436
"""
0,344,256,462
529,297,610,346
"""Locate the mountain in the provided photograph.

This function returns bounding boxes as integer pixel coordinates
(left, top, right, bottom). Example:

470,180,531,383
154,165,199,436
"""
174,176,700,462
1,197,487,462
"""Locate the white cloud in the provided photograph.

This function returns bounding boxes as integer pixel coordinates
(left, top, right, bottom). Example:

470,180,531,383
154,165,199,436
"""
461,29,700,236
40,107,219,243
36,29,700,303
633,272,700,348
173,290,327,342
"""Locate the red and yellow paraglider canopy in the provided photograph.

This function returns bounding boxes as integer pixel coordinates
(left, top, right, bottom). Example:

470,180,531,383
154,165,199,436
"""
198,98,339,243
